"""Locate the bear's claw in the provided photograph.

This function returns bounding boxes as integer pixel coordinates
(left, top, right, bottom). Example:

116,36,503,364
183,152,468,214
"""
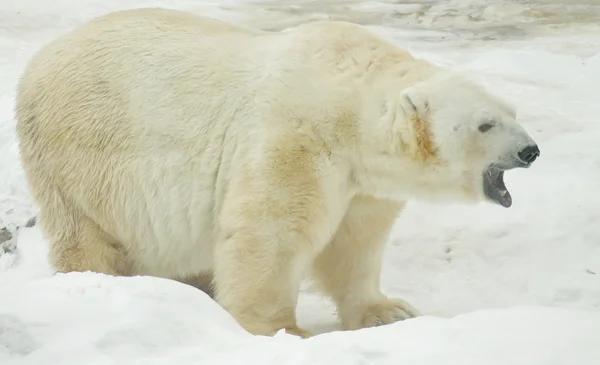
343,297,422,330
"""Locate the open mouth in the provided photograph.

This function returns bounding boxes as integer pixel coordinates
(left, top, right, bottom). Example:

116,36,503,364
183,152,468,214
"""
483,166,511,208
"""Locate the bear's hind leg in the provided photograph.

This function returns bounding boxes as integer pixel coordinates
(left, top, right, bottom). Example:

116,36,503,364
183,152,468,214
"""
313,195,421,331
36,190,128,276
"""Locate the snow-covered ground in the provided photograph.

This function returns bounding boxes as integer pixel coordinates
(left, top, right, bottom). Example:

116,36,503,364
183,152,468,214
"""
2,0,600,363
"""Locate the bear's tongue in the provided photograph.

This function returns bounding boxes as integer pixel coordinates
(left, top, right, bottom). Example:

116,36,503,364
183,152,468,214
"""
483,167,512,208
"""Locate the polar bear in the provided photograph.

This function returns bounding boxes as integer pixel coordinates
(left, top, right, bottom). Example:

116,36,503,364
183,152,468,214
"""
15,8,540,337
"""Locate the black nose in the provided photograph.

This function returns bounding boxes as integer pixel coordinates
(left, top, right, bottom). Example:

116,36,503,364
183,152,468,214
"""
518,145,540,164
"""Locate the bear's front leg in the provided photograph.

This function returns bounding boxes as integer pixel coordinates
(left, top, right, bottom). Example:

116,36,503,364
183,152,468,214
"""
213,152,347,338
213,221,314,337
313,195,422,331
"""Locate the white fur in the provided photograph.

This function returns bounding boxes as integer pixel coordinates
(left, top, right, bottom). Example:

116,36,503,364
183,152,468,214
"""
15,8,536,337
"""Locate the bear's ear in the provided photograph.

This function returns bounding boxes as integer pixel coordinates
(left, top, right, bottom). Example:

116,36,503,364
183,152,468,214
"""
399,87,429,119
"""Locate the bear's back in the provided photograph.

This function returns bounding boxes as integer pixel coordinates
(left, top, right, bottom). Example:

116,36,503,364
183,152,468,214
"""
15,8,272,161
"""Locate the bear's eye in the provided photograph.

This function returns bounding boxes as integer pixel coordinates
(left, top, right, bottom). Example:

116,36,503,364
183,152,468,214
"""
478,123,494,133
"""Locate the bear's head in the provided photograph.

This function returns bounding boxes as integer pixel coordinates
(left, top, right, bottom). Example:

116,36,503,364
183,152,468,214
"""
367,71,540,208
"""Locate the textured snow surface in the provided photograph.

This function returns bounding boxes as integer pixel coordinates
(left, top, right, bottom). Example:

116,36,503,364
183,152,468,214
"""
2,0,600,364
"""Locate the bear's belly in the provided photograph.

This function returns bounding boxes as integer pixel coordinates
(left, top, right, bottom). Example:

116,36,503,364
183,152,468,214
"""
130,229,216,279
110,192,218,279
135,168,225,279
88,151,229,280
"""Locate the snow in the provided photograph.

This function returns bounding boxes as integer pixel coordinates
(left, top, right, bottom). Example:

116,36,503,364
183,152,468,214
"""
3,272,599,365
2,0,600,364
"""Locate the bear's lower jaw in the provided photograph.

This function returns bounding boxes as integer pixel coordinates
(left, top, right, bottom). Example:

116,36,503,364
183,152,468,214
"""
483,166,512,208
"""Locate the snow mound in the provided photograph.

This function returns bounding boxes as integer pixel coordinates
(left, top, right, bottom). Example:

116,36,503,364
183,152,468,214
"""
1,268,599,365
